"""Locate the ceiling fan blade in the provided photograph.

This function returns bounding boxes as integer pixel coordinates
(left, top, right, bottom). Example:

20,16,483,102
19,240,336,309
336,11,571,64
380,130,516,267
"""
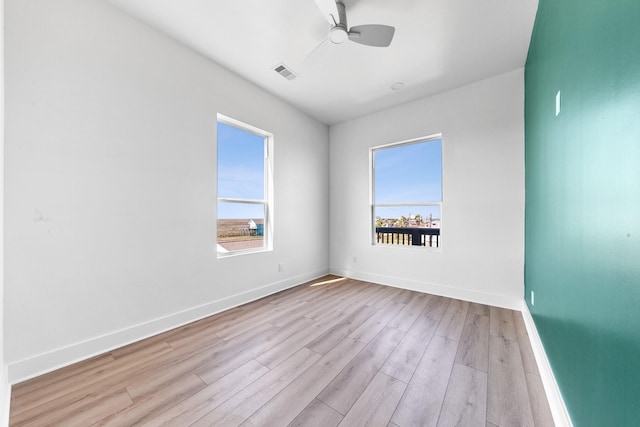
313,0,340,25
348,24,395,47
304,37,331,64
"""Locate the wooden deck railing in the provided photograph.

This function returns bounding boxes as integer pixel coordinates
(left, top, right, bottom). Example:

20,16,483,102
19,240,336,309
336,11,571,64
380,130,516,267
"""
375,227,440,248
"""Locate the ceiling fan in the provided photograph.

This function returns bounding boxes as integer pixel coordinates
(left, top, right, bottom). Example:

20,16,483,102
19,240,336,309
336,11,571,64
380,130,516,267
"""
314,0,395,47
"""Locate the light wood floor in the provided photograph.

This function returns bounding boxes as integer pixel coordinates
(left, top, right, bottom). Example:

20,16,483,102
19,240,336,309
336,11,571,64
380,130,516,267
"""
10,276,554,426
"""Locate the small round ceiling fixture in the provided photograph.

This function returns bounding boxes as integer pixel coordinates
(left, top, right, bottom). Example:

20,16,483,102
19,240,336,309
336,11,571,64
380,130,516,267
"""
330,26,349,44
391,82,405,91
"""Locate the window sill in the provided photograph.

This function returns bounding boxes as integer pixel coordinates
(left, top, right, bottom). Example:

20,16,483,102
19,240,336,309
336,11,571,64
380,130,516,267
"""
372,243,443,253
217,246,272,258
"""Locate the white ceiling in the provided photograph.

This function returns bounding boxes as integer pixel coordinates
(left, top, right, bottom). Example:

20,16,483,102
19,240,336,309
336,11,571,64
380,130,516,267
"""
107,0,539,125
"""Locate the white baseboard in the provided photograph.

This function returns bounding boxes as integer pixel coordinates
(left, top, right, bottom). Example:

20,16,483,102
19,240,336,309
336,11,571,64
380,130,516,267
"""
8,268,329,384
332,268,522,310
520,302,573,427
0,365,10,427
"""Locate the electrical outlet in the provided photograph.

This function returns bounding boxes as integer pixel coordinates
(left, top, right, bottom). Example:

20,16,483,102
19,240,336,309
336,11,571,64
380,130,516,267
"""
278,263,284,272
531,290,535,306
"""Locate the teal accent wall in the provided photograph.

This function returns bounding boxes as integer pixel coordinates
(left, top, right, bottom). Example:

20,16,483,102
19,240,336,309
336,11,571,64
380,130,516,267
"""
525,1,640,426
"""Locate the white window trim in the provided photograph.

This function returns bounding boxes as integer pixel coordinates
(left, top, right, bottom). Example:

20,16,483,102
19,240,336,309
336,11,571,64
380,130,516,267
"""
370,133,443,251
216,113,274,257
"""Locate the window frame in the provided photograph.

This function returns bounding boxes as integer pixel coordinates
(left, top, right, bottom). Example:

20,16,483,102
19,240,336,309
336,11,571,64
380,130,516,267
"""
216,113,274,257
370,133,443,250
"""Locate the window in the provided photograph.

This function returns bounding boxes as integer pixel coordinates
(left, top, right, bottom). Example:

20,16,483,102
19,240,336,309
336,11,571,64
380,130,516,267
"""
216,114,273,255
371,135,442,248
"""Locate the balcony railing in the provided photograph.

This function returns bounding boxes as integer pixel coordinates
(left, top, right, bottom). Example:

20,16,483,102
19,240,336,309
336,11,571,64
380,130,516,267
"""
375,227,440,248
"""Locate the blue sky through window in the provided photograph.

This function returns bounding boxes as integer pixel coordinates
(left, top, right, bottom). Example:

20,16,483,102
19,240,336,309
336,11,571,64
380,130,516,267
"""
217,122,265,200
217,202,264,220
217,122,266,219
374,139,442,220
374,139,442,204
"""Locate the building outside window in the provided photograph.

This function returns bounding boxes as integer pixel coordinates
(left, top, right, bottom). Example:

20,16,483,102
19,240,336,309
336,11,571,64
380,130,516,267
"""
216,114,273,256
371,135,442,248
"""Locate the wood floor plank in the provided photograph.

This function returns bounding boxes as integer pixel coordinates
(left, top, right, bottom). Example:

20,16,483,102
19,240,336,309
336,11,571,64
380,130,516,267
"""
455,312,490,372
190,347,257,387
348,300,406,344
143,359,269,427
287,283,338,307
387,293,430,331
380,313,439,383
487,336,534,427
189,297,286,336
110,334,175,359
10,341,175,422
366,286,403,309
125,367,205,402
422,295,450,321
435,299,469,340
95,374,206,426
12,387,132,427
489,306,517,341
356,283,390,308
517,330,539,377
240,337,367,426
339,284,383,314
326,281,378,312
525,372,555,427
513,312,539,376
270,303,313,327
215,299,308,340
49,391,133,427
513,308,528,336
306,305,378,355
289,399,343,427
121,322,274,403
261,281,319,305
467,302,491,317
11,353,115,401
164,323,223,350
338,372,406,427
390,335,458,427
242,316,316,358
301,284,366,320
437,363,487,427
318,326,405,415
392,289,416,304
308,283,364,318
191,347,321,426
255,310,348,369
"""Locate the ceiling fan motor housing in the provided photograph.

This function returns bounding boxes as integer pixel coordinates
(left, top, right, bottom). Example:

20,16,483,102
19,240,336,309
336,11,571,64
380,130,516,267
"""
330,25,349,44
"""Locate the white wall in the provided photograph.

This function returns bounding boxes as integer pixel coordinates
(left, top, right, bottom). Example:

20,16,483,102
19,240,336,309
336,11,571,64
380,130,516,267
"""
329,70,525,309
4,0,329,382
1,0,12,423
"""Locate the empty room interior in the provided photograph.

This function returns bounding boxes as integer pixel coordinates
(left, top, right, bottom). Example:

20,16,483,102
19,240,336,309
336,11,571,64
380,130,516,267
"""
1,0,639,426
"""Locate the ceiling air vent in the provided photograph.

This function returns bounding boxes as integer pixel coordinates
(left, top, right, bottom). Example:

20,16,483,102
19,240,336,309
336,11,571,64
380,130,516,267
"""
273,63,298,81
